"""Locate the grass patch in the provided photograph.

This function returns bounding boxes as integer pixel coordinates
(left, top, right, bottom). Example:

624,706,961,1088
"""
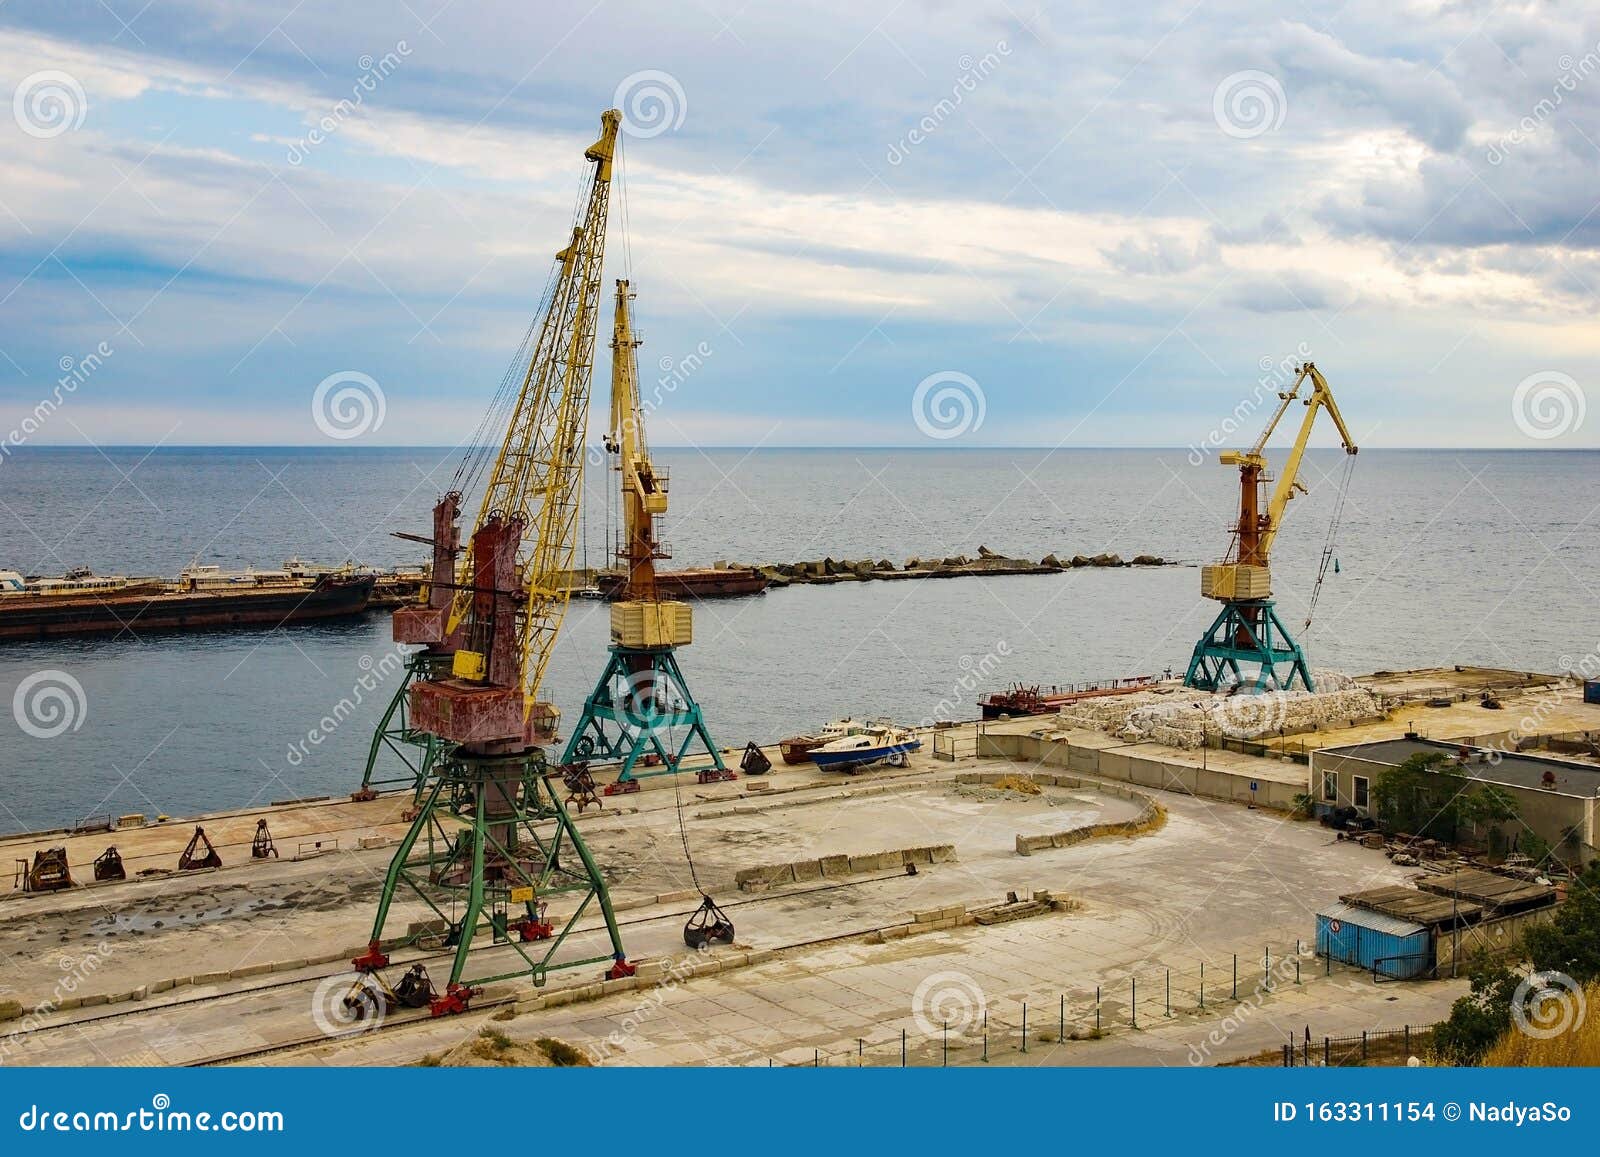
536,1037,592,1067
0,1000,23,1024
416,1052,442,1067
490,1007,517,1022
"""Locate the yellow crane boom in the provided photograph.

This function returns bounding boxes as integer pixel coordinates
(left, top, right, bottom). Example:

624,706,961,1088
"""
446,110,621,714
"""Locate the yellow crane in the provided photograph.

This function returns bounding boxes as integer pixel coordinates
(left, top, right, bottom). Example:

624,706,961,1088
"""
1184,362,1357,692
562,279,729,789
355,110,637,1008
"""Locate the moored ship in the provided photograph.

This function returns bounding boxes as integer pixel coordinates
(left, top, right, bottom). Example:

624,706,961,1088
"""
0,565,376,640
595,565,769,600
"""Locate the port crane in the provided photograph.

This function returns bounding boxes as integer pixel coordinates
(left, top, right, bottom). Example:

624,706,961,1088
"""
561,279,729,790
351,110,635,1012
1183,362,1356,693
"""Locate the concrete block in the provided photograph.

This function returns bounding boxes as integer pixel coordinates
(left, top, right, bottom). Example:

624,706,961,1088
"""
656,889,697,905
80,993,109,1007
148,978,174,994
746,949,777,966
881,923,912,940
819,854,852,877
56,996,82,1011
232,962,274,979
791,858,823,883
940,905,965,920
130,986,149,1002
633,961,665,983
600,976,639,998
912,908,944,924
169,976,193,988
540,989,575,1008
194,970,230,986
271,958,309,973
903,846,934,865
929,844,956,863
692,958,724,978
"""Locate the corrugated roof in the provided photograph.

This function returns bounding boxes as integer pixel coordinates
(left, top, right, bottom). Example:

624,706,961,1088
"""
1316,901,1427,938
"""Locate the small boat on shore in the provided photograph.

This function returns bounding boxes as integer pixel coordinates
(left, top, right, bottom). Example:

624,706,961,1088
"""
809,722,921,773
779,717,873,764
978,675,1160,719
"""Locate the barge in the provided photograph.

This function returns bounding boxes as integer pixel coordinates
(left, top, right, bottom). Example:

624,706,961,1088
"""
0,565,376,639
595,565,770,600
978,675,1161,719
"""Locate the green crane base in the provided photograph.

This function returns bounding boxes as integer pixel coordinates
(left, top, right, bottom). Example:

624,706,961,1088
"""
355,650,446,800
358,746,629,989
563,645,726,784
1183,598,1314,692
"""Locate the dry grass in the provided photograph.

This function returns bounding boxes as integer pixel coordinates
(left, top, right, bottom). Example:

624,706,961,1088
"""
0,999,23,1023
992,774,1043,795
1481,981,1600,1067
535,1037,592,1067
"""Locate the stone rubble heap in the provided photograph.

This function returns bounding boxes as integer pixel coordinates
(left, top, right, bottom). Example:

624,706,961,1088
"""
1056,673,1387,749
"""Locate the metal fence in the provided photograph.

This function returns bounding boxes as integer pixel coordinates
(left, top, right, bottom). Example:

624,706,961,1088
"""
1281,1024,1436,1067
765,942,1355,1067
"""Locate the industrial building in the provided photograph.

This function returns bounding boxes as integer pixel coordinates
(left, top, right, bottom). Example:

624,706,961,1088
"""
1310,736,1600,864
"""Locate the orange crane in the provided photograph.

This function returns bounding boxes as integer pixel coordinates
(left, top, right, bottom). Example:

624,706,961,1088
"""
1184,362,1357,693
352,110,636,1012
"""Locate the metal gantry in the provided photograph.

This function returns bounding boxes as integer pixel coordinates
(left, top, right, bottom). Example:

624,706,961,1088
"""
352,111,635,1010
1184,362,1357,692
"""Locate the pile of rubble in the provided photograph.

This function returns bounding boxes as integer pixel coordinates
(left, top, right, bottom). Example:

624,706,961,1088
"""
1057,674,1388,748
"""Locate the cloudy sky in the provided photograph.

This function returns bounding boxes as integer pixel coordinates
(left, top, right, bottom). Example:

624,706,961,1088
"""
1,0,1596,448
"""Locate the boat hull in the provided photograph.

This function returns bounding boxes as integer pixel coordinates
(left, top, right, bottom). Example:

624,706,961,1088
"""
810,739,921,771
0,575,376,640
597,567,770,600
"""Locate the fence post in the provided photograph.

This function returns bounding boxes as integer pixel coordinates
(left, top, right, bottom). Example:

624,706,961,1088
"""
1022,1002,1028,1053
1362,1029,1368,1061
1131,977,1137,1028
814,1049,819,1067
1404,1024,1410,1054
1324,1036,1329,1067
1165,969,1171,1017
1295,959,1301,986
1095,986,1101,1034
902,1028,907,1068
1199,960,1205,1010
858,1038,864,1066
943,1021,949,1067
1059,994,1065,1044
1232,953,1238,999
982,1010,989,1063
1265,944,1271,988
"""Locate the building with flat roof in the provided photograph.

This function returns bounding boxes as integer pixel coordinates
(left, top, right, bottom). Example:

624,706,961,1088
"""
1310,735,1599,864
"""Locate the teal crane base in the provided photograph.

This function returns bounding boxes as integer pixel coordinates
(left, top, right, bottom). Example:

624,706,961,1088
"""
360,746,629,989
356,650,446,800
562,645,726,784
1183,599,1315,693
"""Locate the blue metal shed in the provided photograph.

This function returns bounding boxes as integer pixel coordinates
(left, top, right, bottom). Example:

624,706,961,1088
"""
1316,903,1431,979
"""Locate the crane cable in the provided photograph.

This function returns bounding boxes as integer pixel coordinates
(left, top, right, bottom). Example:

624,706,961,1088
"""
1304,452,1356,629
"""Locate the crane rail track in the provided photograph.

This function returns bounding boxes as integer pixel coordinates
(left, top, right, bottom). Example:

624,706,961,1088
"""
9,867,920,1061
